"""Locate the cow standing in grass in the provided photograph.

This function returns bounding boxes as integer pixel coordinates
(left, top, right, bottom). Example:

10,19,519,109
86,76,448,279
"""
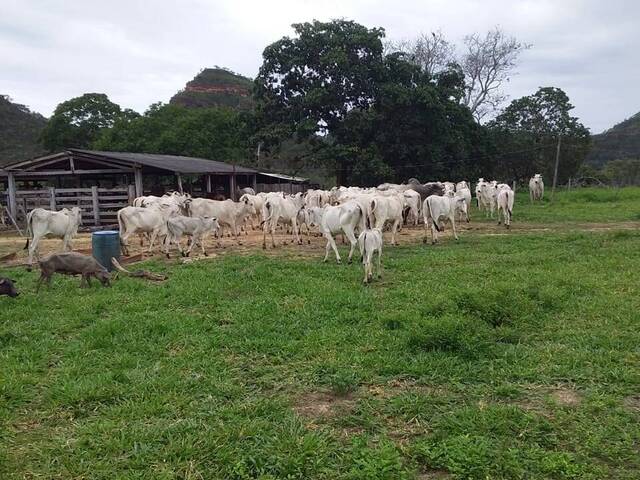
423,193,468,244
358,228,383,284
497,185,515,229
529,174,544,203
25,207,82,267
307,201,363,264
164,216,220,258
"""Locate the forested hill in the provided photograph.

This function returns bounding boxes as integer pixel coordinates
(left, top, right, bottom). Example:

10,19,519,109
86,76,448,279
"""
0,95,47,166
169,68,254,110
586,111,640,167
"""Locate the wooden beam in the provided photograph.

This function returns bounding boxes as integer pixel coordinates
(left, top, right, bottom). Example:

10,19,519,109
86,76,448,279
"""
49,187,56,210
7,172,17,219
128,184,136,205
69,157,75,174
176,173,183,193
206,174,212,193
3,152,68,170
134,168,143,197
13,168,134,177
91,186,100,226
252,174,257,193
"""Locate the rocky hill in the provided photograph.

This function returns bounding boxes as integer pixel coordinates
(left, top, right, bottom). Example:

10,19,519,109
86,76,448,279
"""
586,111,640,167
0,95,47,166
170,67,254,110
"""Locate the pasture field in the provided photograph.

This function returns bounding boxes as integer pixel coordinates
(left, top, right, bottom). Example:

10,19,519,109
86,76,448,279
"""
1,187,640,479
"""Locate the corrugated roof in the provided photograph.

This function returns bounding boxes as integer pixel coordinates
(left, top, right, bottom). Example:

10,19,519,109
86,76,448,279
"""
71,149,259,174
259,172,309,183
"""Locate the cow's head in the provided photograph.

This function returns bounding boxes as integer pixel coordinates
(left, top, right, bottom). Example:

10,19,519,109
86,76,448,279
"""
204,216,220,233
96,270,111,287
306,207,324,228
241,196,256,215
0,277,19,297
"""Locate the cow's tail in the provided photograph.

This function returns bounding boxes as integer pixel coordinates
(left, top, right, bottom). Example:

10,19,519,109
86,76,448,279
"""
354,203,366,232
426,197,442,232
24,210,34,249
259,201,273,227
507,191,513,219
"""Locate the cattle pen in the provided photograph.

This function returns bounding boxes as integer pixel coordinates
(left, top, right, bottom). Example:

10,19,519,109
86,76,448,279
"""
0,149,309,226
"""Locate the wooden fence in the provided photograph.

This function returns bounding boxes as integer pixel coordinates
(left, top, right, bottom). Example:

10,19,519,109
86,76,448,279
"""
1,186,134,226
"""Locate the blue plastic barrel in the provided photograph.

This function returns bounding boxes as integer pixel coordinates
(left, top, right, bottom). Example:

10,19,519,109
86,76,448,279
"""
92,230,121,271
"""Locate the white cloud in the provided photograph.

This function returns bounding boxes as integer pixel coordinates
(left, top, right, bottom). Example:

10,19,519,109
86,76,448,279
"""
1,0,638,132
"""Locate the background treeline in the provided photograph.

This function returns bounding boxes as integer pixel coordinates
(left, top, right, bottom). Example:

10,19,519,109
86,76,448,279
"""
11,20,637,187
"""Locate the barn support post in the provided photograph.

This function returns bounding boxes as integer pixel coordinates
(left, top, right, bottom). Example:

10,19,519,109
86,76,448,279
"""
128,184,136,205
252,174,257,193
230,170,237,201
206,174,212,193
7,172,17,220
176,173,183,193
134,167,143,197
512,181,516,193
48,187,56,210
91,186,100,226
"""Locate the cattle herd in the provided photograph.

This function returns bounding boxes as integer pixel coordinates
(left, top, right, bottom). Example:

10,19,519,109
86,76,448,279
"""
0,174,545,295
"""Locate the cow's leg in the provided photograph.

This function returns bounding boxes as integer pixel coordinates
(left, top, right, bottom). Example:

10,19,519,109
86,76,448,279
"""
324,233,341,263
80,274,89,288
147,230,158,254
270,220,277,248
377,245,382,279
28,234,40,267
292,218,301,245
422,212,429,244
451,216,459,241
431,219,438,244
390,219,400,246
344,227,357,263
36,273,47,292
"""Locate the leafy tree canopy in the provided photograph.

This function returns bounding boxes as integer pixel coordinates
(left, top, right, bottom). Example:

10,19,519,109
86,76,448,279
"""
41,93,134,151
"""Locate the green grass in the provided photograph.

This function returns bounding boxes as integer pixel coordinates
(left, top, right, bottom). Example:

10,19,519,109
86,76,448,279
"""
1,188,640,479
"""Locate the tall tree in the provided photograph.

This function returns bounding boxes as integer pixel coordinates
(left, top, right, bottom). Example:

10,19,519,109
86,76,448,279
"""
41,93,134,151
254,19,387,184
488,87,591,183
387,27,530,121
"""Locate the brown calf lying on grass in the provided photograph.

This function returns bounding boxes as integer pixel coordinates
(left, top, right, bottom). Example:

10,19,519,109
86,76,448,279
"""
38,252,111,290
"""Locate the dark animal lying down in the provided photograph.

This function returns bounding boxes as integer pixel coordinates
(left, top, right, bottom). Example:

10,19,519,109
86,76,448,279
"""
37,252,111,290
0,277,18,297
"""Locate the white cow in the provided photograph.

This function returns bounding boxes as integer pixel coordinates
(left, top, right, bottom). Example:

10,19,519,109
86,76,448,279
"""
529,174,544,202
455,183,472,221
133,191,191,212
358,228,383,284
370,194,403,245
422,193,468,244
164,215,220,258
118,203,180,255
475,178,486,210
497,185,515,228
307,201,363,263
189,197,256,242
261,194,302,248
403,189,422,226
239,193,265,231
25,207,82,266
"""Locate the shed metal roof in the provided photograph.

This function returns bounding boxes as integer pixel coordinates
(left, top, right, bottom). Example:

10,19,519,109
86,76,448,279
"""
70,149,259,174
258,171,309,183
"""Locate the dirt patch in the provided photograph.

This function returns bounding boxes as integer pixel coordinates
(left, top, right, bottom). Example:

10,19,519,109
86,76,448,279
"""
417,470,453,479
623,395,640,413
293,391,356,422
550,386,582,407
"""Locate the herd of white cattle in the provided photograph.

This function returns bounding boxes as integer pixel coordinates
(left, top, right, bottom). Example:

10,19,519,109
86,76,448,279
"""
20,174,544,284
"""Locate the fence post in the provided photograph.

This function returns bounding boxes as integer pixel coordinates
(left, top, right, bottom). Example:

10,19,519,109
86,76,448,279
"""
512,180,516,192
128,185,136,205
7,172,17,220
91,186,100,226
567,178,572,191
49,187,56,210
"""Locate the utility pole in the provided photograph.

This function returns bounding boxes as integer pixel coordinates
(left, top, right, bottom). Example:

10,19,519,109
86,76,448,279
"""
550,135,561,202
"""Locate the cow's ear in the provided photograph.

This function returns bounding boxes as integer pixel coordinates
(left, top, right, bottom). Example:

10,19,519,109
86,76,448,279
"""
0,279,6,286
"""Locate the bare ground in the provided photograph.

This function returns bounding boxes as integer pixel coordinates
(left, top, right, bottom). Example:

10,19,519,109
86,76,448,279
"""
1,219,639,268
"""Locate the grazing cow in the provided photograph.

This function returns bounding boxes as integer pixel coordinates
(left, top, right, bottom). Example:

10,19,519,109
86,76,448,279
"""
497,185,515,228
165,216,220,258
422,193,468,244
370,194,404,245
307,201,363,263
0,277,18,297
358,228,383,284
529,174,544,202
189,197,256,243
117,203,180,255
261,194,303,248
37,252,111,290
25,207,82,267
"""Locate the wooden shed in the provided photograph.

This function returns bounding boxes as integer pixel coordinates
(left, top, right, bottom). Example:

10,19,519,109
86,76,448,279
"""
0,149,308,226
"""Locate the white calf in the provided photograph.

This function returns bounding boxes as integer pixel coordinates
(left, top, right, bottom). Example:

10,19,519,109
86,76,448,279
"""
164,216,220,257
358,228,383,284
117,204,179,255
25,207,82,266
422,194,468,244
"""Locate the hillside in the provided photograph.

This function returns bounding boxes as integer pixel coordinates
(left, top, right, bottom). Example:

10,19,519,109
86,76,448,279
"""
170,67,254,110
586,111,640,167
0,95,47,166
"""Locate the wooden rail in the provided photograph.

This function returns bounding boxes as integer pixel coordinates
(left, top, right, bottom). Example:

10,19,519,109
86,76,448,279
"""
0,186,134,226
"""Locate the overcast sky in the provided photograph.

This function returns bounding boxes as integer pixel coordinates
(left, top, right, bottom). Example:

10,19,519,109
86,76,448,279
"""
1,0,638,133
